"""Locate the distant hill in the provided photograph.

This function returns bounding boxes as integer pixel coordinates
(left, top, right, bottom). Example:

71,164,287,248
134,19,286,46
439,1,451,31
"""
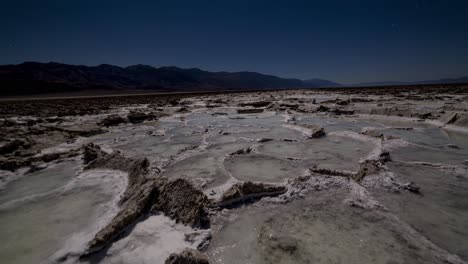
352,77,468,87
416,77,468,85
303,78,341,88
2,62,464,97
0,62,336,96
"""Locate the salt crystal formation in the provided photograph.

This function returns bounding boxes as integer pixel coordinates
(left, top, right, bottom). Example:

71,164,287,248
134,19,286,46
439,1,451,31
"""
1,86,468,264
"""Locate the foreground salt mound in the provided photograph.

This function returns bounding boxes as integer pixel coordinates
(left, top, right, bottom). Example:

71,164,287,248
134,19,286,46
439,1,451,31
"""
81,144,210,254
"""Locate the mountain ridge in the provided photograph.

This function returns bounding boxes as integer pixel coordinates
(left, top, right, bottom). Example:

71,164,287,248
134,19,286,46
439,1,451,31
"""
351,77,468,87
1,62,467,96
0,62,319,96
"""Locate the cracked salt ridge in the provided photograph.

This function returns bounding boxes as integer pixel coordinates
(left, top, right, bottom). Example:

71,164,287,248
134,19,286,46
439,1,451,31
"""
158,112,310,189
204,115,467,263
207,185,453,264
207,126,304,144
360,113,468,135
208,171,467,264
294,114,386,133
185,112,303,142
159,110,380,193
374,125,468,166
161,142,253,191
159,112,374,192
37,119,161,158
391,144,468,166
256,134,375,172
224,154,307,184
115,132,197,161
24,101,468,262
357,114,433,128
381,126,468,149
86,120,205,162
368,162,468,261
0,159,81,208
0,159,127,264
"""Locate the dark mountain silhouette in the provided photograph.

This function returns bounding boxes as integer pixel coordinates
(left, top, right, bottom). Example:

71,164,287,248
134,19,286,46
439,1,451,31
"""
2,62,464,97
351,77,468,87
303,78,341,88
0,62,331,96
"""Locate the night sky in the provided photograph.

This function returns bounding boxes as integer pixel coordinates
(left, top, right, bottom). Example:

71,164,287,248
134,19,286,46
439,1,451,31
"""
1,0,468,83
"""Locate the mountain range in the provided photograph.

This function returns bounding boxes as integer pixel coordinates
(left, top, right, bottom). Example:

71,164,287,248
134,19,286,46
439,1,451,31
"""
0,62,466,96
0,62,336,96
351,77,468,87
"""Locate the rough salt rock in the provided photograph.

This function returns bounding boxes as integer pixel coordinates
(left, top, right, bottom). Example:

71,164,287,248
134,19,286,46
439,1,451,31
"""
165,249,209,264
150,178,210,228
40,152,62,162
369,107,411,117
361,127,383,138
440,112,458,125
350,97,373,103
50,123,105,137
83,143,103,164
177,107,191,113
218,181,287,207
0,157,32,171
403,181,421,194
26,163,48,173
279,103,299,110
379,151,392,162
302,125,326,138
127,111,154,123
0,147,79,171
3,118,18,127
228,147,252,156
446,144,460,149
336,99,350,105
239,101,271,108
355,160,382,181
99,114,127,127
309,166,354,178
315,105,329,112
88,177,209,252
169,99,180,106
329,108,355,115
0,139,26,155
87,181,156,252
453,113,468,127
83,144,210,253
415,112,433,119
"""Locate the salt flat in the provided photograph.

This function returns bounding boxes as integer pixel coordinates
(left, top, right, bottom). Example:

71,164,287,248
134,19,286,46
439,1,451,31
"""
1,85,468,264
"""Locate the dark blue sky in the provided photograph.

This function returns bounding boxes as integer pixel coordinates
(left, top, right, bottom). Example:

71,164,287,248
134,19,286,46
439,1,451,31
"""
1,0,468,83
